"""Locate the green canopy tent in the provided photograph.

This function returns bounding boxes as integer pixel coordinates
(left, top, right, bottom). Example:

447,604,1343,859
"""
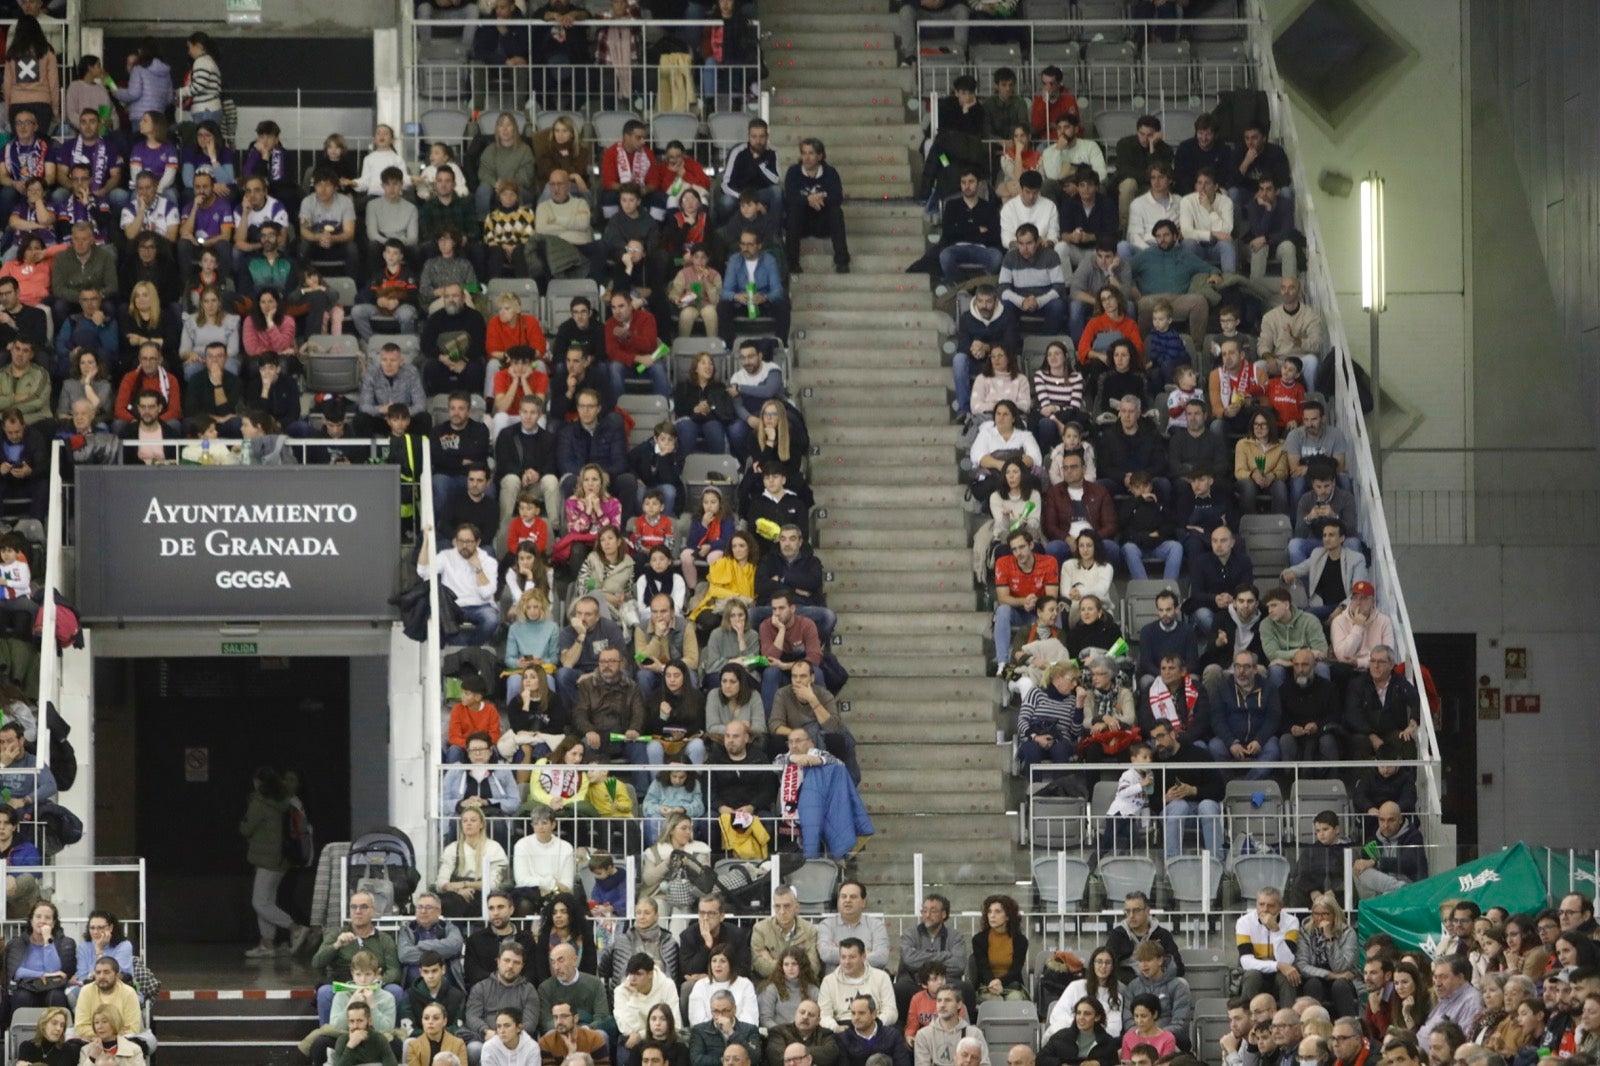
1356,843,1555,953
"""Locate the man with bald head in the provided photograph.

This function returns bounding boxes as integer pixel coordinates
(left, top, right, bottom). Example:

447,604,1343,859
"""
535,168,604,278
1352,801,1426,898
764,1007,840,1066
1005,1047,1036,1066
538,941,612,1030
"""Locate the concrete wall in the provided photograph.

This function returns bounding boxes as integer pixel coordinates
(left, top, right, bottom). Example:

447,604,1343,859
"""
1259,0,1471,493
1396,544,1600,852
1263,0,1600,856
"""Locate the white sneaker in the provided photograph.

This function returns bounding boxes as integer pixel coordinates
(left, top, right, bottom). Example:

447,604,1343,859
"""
244,943,277,959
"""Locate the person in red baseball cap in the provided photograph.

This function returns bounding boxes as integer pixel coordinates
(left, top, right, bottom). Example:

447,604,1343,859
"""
1331,579,1395,669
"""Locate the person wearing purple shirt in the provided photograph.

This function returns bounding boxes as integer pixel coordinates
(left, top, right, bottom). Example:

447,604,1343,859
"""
179,120,237,204
49,109,125,209
177,170,235,278
0,111,53,222
56,164,113,244
127,111,180,203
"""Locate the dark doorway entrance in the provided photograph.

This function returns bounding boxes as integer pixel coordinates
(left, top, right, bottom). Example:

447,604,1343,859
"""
1414,633,1476,862
132,657,351,944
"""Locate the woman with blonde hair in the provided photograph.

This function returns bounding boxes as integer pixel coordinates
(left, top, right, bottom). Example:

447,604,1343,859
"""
1296,892,1358,1018
436,805,510,916
179,284,241,379
15,1003,73,1065
555,463,622,571
78,1005,145,1064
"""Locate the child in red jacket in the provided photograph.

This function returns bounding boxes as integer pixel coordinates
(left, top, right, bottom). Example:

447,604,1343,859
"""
1265,354,1307,429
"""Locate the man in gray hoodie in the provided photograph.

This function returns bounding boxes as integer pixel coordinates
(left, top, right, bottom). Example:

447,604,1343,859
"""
1122,941,1193,1049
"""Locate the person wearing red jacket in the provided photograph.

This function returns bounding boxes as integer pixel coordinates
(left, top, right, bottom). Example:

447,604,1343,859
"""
643,141,710,224
1030,66,1080,138
1042,448,1118,565
113,344,183,424
600,120,659,219
602,290,667,398
445,673,501,761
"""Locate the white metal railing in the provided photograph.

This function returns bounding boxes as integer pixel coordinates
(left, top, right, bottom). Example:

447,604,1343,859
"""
36,441,63,776
1242,5,1443,807
421,447,443,874
405,18,760,161
1023,760,1445,920
915,18,1256,107
0,857,148,961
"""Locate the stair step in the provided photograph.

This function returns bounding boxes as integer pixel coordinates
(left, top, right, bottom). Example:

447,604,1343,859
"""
791,273,929,296
862,791,1011,816
811,499,963,523
839,200,932,220
812,483,964,506
155,1041,302,1066
850,836,1018,862
789,289,931,312
771,88,907,111
851,693,995,718
796,216,925,239
770,66,916,92
810,425,953,448
800,326,941,347
847,653,988,676
767,34,897,57
805,404,951,426
157,1016,310,1040
812,441,957,462
832,612,990,637
824,589,976,612
792,304,947,328
802,349,945,370
830,167,914,193
826,571,973,595
835,638,984,665
869,812,1018,838
763,0,892,15
861,763,1008,791
823,547,967,571
801,361,946,384
854,720,994,744
801,234,924,257
815,524,968,550
772,101,906,125
812,464,952,487
844,674,1000,701
761,13,898,34
803,384,947,405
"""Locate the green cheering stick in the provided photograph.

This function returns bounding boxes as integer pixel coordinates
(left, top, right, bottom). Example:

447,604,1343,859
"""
1008,500,1037,533
746,281,759,320
639,340,669,375
609,733,659,742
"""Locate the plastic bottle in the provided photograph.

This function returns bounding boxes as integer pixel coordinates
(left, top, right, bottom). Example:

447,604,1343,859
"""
201,438,211,464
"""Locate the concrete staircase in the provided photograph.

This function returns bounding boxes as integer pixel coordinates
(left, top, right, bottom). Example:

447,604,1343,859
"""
764,3,1028,918
154,989,318,1065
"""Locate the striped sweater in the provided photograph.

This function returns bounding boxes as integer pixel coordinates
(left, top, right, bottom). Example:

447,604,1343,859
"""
1018,683,1082,744
999,246,1065,307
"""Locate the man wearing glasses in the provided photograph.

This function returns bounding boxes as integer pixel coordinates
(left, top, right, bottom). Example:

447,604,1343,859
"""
1106,891,1186,984
1237,888,1302,1008
1330,1016,1372,1066
310,890,404,1026
1559,894,1597,938
397,891,467,987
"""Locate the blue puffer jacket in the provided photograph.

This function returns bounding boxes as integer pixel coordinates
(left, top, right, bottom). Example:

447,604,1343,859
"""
794,758,873,860
114,59,173,123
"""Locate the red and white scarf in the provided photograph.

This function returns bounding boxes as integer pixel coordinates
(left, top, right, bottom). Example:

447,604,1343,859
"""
777,760,803,838
1147,674,1200,731
614,145,651,184
1218,361,1257,409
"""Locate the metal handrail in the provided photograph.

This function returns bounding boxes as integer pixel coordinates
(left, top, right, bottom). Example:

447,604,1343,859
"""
1241,6,1442,799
